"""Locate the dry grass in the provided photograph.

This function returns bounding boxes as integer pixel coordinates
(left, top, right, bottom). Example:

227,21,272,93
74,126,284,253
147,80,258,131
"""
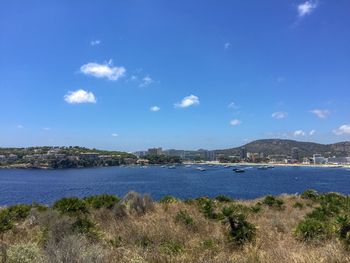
1,194,350,263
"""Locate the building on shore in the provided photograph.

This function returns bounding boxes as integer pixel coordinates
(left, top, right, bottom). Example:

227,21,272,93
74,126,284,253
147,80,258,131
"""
79,153,100,159
147,148,163,156
240,147,247,160
328,156,350,165
313,154,327,164
291,147,299,162
268,154,288,163
136,159,149,165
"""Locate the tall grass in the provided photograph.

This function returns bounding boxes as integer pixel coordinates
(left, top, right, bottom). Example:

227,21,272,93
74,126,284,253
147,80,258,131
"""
0,191,350,262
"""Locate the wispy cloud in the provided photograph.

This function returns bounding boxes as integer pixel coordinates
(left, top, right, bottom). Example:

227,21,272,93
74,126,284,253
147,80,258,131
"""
80,60,126,81
90,40,101,46
17,124,24,129
230,119,241,126
64,89,96,104
272,111,288,119
43,127,51,131
333,125,350,135
150,106,160,112
227,102,238,109
309,129,316,136
294,130,306,136
224,42,231,50
139,75,153,87
111,133,118,137
310,109,330,119
174,95,200,108
298,1,318,17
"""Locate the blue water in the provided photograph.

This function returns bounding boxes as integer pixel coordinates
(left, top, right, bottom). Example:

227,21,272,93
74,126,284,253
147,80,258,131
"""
0,165,350,205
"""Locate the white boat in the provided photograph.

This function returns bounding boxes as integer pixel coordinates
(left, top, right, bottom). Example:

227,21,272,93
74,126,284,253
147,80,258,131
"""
196,167,206,171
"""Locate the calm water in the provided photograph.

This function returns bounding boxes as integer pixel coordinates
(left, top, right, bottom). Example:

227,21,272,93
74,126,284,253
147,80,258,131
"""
1,165,350,205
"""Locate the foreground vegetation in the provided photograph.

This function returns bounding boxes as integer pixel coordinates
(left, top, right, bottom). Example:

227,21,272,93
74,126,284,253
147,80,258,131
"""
1,191,350,262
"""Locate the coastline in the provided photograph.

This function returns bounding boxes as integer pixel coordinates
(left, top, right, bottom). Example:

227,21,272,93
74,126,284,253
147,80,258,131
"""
187,161,350,169
2,161,350,170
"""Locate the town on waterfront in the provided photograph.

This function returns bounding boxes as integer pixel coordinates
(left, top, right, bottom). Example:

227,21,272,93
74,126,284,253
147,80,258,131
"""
1,139,350,169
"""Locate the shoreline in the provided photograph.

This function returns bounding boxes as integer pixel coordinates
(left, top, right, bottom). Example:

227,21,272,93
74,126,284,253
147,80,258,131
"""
1,162,350,170
186,161,350,169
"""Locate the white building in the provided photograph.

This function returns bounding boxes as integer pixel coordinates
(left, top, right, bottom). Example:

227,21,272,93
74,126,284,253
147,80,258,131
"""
328,157,350,165
313,154,327,164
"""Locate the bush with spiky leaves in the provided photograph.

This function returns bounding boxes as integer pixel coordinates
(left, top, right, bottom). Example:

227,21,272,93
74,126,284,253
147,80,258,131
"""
84,194,120,209
53,197,88,215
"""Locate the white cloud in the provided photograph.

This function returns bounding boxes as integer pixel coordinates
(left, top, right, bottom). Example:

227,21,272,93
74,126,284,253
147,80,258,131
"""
333,125,350,135
64,89,96,104
111,133,118,137
298,1,318,17
294,130,306,136
309,129,316,136
228,102,238,109
90,40,101,46
310,109,330,119
224,42,231,49
174,95,200,108
150,106,160,112
272,111,288,119
139,75,153,87
43,127,51,131
80,60,126,81
230,119,241,126
17,124,24,129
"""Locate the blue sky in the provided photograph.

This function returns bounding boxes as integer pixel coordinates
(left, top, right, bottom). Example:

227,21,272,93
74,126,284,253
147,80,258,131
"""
0,0,349,151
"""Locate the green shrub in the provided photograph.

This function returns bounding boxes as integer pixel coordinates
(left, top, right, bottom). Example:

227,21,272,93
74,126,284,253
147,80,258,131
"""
220,203,250,219
215,195,233,202
306,207,333,222
221,205,235,218
175,210,195,229
336,215,350,247
0,205,33,233
226,213,256,245
301,189,319,201
72,217,96,235
293,202,304,209
7,204,31,221
84,194,120,209
199,199,218,219
0,209,13,233
7,243,41,263
250,202,262,213
160,241,183,255
159,195,177,204
53,197,88,215
295,218,329,242
262,195,284,209
319,192,345,215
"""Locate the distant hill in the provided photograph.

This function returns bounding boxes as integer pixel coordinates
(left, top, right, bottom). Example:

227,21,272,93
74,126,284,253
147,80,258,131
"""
215,139,350,158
